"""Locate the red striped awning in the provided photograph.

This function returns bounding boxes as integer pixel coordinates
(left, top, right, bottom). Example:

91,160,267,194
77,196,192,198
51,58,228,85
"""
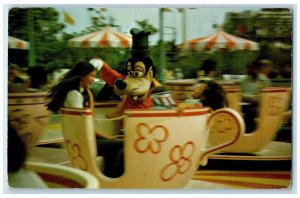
8,36,30,50
68,26,132,48
180,30,259,52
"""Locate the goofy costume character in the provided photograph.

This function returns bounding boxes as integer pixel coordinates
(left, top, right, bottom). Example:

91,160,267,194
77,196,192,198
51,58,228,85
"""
90,28,163,118
89,28,163,178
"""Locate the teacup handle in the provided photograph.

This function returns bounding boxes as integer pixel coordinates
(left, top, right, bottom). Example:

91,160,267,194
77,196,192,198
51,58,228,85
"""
199,108,245,166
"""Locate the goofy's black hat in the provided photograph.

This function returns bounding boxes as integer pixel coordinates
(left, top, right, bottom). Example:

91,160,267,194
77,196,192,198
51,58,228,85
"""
130,28,151,59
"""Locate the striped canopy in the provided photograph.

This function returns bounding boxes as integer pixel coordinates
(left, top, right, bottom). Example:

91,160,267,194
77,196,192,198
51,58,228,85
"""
8,36,30,50
68,26,132,48
180,30,259,52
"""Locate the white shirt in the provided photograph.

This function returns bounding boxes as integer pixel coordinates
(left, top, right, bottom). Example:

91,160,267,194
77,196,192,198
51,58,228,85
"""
63,87,85,108
8,168,47,188
258,73,273,87
241,75,272,101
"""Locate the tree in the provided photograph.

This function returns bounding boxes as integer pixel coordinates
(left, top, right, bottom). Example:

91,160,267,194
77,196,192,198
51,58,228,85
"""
9,7,66,69
8,7,131,72
74,8,117,35
135,19,158,34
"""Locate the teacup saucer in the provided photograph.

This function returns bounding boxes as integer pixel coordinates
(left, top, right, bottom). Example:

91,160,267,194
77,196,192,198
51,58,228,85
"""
187,170,291,189
208,141,291,161
185,179,232,189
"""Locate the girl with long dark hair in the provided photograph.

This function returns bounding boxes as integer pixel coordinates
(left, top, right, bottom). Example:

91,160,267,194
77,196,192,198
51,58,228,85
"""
46,62,96,112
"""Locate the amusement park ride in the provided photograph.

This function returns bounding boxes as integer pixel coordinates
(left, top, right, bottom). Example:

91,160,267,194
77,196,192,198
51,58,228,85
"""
7,84,291,189
7,27,292,189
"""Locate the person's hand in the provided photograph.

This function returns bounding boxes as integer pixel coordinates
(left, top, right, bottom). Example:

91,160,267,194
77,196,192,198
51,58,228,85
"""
89,57,104,71
95,131,124,141
176,103,202,115
111,134,124,141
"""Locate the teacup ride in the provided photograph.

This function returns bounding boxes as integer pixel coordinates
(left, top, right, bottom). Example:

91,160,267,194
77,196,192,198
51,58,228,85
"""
214,80,242,114
223,87,242,114
8,92,50,149
60,105,243,188
25,161,99,188
208,87,291,154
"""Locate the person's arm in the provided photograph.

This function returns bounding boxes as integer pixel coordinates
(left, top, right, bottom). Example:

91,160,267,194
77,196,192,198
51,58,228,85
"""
64,90,84,108
100,63,125,86
192,83,206,99
105,95,128,118
89,57,124,87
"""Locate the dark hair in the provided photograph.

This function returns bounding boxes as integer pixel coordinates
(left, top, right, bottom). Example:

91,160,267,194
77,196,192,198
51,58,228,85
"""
201,81,228,110
246,61,259,80
125,57,156,77
27,66,48,89
200,59,216,75
8,122,27,173
46,62,95,112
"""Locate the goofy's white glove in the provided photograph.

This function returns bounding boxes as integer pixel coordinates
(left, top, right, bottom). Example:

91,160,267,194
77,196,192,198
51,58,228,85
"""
89,57,104,71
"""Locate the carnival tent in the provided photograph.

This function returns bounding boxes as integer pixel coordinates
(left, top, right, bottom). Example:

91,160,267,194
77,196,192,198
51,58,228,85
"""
179,29,260,75
180,30,259,52
8,36,30,50
68,26,132,48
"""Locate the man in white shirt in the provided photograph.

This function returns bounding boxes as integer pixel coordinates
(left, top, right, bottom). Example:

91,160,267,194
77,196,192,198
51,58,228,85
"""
258,59,273,87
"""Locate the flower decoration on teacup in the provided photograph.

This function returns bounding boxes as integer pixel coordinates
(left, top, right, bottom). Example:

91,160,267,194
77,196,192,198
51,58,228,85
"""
65,140,88,171
134,123,169,154
160,141,195,182
266,96,283,116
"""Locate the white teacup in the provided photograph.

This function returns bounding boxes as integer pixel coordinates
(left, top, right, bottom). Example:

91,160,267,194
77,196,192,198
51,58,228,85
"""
8,92,50,149
223,87,241,113
26,161,99,188
61,106,241,188
121,108,213,188
208,87,291,153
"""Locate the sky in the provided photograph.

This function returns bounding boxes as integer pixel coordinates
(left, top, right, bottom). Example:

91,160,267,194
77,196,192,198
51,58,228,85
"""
55,6,262,44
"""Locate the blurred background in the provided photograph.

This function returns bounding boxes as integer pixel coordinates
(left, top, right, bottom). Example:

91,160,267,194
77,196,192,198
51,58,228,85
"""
7,6,292,85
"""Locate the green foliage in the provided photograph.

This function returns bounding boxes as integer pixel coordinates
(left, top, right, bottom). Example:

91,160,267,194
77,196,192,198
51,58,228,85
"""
8,8,29,39
8,7,127,71
135,19,158,34
82,8,113,34
9,7,66,69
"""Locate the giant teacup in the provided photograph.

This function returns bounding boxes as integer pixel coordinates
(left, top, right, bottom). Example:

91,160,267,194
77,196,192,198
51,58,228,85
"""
25,161,99,188
223,87,241,113
8,92,50,149
208,87,291,153
61,107,241,188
